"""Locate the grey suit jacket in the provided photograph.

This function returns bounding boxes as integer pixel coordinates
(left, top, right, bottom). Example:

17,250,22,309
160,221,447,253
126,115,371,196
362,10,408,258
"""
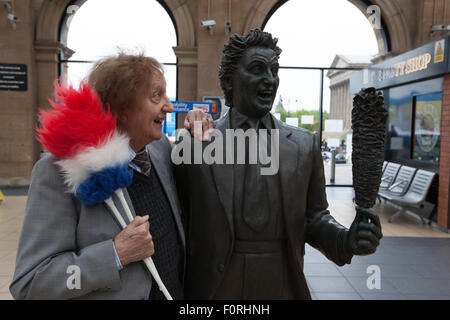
10,136,185,300
175,111,351,299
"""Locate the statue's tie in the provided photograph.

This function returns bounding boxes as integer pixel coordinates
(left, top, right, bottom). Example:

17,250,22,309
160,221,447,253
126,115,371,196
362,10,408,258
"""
132,150,152,176
242,122,270,233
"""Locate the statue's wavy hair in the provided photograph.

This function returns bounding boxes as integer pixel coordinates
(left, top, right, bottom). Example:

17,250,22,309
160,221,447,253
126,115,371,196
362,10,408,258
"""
218,28,282,108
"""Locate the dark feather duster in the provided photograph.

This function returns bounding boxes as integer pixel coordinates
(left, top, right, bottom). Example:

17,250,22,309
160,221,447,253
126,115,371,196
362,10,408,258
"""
352,87,388,208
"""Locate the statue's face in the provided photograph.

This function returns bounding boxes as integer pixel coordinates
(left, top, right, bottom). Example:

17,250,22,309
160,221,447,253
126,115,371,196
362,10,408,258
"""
231,47,279,118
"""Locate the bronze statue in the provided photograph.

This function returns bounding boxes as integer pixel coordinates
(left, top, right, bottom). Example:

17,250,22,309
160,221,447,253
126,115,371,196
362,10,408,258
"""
175,29,383,299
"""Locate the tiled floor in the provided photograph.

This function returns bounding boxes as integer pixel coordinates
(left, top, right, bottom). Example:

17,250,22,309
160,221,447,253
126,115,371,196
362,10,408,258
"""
305,237,450,300
0,187,449,300
0,195,24,300
307,187,450,300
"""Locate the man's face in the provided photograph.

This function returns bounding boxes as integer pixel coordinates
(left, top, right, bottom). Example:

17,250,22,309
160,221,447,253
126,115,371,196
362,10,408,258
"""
121,73,174,151
231,47,279,118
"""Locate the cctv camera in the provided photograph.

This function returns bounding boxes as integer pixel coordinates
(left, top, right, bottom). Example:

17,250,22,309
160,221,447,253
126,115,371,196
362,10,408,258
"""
200,20,216,27
431,24,446,31
8,13,18,21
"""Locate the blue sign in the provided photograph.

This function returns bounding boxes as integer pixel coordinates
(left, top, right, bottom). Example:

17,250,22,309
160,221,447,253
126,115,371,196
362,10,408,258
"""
162,112,176,137
171,101,214,114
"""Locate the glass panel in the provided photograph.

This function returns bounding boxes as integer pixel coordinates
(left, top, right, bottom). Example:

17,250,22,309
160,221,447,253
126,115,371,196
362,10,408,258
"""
64,62,94,87
322,75,352,186
273,69,321,131
413,93,442,165
385,88,413,163
384,78,443,167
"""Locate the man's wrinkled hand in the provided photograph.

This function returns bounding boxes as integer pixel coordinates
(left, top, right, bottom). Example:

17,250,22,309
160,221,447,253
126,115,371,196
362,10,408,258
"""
114,215,154,266
345,207,383,256
185,110,214,140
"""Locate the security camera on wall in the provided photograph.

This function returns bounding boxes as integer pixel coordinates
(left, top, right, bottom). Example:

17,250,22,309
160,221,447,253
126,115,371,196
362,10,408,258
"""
200,20,216,27
200,20,216,35
8,13,18,21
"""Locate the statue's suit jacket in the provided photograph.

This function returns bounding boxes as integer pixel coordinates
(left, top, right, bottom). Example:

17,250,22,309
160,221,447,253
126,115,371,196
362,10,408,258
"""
10,137,185,300
175,111,351,300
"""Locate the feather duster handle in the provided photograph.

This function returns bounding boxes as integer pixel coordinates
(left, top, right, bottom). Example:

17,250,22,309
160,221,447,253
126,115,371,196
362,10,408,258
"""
352,87,388,208
105,195,173,300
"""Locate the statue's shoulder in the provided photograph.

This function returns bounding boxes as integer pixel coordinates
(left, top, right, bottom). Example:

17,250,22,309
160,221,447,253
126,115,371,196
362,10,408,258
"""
273,117,318,151
274,117,315,138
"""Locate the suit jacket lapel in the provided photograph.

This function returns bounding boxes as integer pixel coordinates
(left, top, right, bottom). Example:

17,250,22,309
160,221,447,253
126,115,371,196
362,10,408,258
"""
210,112,234,236
146,143,186,248
273,118,299,244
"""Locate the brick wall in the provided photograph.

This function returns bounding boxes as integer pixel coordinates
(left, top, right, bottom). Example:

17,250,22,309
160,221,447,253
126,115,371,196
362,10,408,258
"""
439,73,450,229
0,1,38,185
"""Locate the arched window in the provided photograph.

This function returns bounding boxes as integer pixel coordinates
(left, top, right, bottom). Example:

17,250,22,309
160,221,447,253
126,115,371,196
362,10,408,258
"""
59,0,177,101
263,0,381,186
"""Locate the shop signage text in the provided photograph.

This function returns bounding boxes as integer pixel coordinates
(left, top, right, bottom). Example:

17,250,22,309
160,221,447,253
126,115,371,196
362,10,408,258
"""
351,37,450,93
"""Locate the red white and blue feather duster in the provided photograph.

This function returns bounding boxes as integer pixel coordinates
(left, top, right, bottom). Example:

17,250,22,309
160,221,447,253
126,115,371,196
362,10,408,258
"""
37,80,132,205
36,80,172,300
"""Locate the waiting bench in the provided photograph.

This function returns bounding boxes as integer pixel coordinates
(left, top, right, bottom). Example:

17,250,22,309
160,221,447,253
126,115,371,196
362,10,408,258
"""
379,165,416,199
379,162,401,191
378,167,436,224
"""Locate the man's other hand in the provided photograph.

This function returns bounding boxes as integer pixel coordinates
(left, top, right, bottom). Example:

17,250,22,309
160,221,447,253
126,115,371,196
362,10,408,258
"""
185,110,214,140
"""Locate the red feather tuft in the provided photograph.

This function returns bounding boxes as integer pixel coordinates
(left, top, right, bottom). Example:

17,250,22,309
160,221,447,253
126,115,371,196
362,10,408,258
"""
36,80,117,159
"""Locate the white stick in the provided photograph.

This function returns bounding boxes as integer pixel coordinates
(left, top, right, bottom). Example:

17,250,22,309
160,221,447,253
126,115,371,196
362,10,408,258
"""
104,197,127,229
108,189,173,300
114,189,134,222
143,255,173,300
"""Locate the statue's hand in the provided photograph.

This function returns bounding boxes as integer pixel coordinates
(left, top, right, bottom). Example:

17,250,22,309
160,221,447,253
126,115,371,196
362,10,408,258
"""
345,207,383,256
184,110,214,141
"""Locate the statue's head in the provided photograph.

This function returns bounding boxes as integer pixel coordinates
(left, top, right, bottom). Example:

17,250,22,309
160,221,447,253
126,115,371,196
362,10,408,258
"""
219,28,282,118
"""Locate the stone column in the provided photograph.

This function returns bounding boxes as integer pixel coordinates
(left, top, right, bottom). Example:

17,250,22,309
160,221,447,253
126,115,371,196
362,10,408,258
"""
34,41,74,155
438,73,450,230
0,0,36,185
173,46,198,129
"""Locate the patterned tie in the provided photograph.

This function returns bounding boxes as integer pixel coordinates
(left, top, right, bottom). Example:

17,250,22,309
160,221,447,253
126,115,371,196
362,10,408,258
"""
132,150,152,176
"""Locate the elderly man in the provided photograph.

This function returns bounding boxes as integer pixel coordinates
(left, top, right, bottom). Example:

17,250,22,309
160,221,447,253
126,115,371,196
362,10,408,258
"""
175,29,382,299
10,53,213,300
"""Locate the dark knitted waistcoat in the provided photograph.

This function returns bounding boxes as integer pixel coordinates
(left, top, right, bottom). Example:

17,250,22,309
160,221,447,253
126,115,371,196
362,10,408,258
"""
127,170,183,300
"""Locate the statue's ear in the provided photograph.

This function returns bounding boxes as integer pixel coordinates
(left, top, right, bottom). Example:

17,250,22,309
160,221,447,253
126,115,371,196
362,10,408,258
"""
222,76,232,94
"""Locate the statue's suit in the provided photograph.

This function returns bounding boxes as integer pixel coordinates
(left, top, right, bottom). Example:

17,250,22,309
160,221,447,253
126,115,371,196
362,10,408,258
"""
175,110,352,300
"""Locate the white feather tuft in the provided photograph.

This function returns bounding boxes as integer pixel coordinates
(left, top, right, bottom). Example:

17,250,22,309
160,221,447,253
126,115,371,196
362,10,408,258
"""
56,132,131,193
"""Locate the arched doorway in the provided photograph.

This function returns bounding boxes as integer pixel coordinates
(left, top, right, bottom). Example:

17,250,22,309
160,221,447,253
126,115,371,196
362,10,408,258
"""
59,0,177,100
34,0,185,145
262,0,382,186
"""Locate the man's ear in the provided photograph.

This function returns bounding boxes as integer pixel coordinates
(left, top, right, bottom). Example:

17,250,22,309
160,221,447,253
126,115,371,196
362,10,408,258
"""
118,113,128,128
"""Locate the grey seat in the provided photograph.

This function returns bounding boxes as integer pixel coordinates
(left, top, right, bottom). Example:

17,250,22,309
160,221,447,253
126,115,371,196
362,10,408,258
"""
379,162,401,191
382,161,388,173
379,165,416,199
383,169,436,223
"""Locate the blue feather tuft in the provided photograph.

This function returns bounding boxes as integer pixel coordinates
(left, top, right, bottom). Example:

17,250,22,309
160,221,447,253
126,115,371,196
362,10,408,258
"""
75,163,133,206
